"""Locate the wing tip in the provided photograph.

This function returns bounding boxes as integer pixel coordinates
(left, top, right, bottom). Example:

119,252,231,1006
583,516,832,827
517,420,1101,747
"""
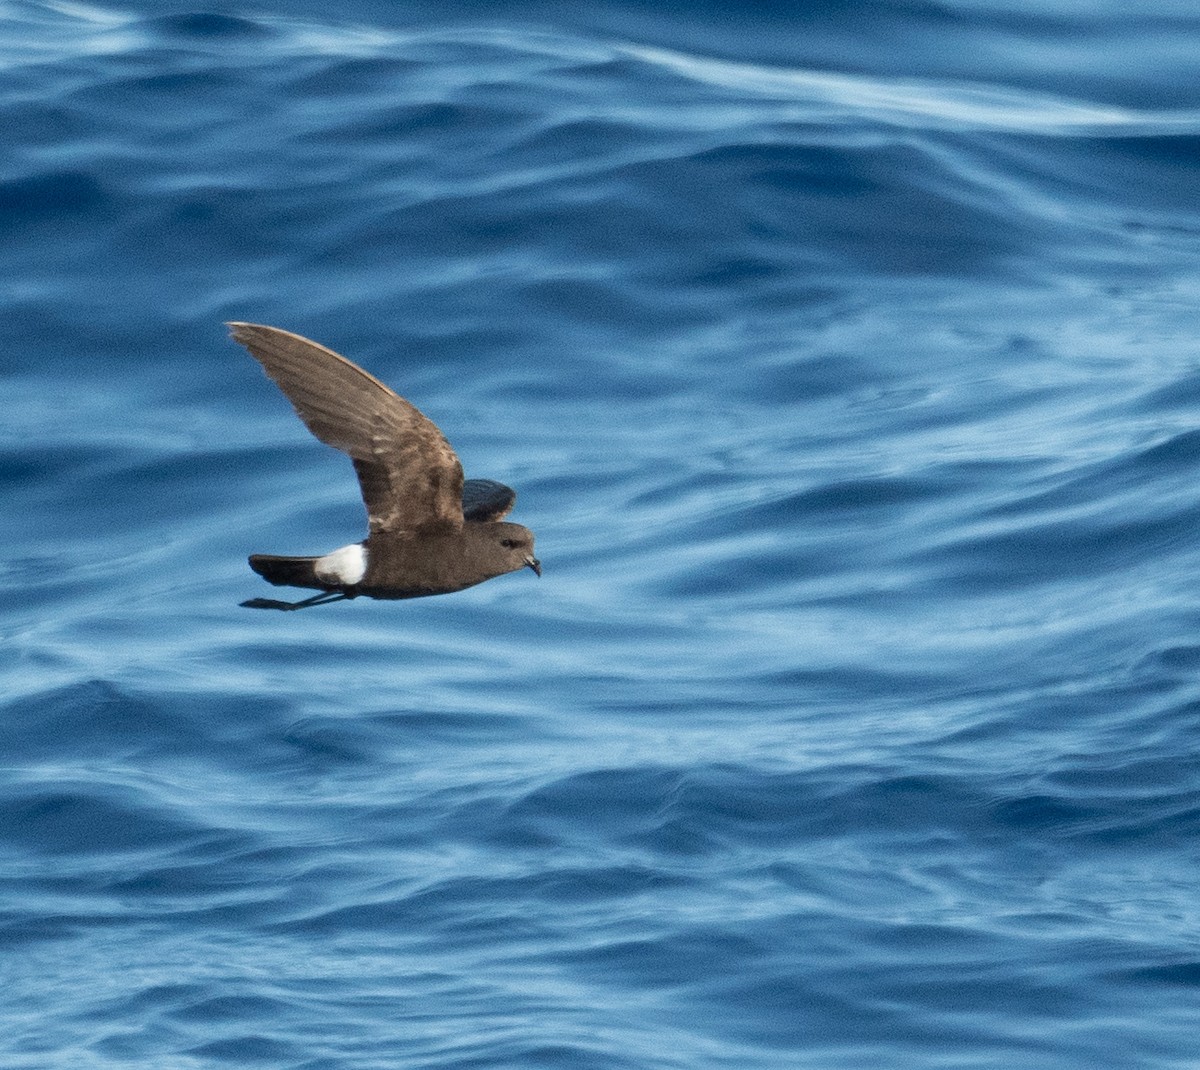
227,321,268,343
228,322,314,360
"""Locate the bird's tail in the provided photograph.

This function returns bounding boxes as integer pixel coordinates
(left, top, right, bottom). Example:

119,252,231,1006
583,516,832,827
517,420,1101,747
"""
248,554,326,590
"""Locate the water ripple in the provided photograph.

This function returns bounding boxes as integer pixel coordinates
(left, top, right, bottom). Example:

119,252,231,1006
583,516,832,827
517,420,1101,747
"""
5,2,1200,1067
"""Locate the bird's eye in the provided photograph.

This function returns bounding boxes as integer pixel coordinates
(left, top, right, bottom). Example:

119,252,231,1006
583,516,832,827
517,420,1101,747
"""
500,538,518,549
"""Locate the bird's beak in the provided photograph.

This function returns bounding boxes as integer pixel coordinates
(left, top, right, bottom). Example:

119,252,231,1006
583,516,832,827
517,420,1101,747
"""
525,555,542,577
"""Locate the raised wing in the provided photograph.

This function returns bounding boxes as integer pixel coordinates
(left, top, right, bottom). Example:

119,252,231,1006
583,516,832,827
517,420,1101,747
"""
230,323,464,534
462,478,516,522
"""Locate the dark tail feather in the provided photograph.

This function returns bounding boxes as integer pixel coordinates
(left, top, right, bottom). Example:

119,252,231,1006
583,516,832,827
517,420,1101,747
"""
248,554,326,590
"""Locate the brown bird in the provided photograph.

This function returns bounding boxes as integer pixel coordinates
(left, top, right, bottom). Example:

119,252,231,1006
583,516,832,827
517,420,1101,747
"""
229,323,540,611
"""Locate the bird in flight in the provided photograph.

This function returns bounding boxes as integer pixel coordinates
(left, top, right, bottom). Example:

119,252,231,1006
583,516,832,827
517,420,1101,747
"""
229,323,540,611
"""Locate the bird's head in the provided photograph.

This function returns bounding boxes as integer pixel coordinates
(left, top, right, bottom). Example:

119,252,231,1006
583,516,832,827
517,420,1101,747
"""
493,522,540,577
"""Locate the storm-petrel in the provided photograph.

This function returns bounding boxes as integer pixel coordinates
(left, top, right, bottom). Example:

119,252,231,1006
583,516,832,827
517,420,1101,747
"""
229,323,540,610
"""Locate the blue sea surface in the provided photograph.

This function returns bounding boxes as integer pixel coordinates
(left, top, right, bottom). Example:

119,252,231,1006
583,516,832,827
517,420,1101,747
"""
4,0,1200,1066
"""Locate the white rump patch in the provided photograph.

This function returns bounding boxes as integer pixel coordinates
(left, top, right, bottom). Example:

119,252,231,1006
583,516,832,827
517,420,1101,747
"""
314,542,367,586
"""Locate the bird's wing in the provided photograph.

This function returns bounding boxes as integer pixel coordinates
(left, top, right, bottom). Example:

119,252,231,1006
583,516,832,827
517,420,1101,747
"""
461,479,516,522
458,479,516,523
230,322,464,535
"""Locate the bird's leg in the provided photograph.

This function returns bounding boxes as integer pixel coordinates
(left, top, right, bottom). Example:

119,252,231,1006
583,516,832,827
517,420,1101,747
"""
240,591,350,611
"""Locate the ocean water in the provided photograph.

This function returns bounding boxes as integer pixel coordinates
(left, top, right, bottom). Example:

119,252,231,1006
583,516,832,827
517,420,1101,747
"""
5,0,1200,1066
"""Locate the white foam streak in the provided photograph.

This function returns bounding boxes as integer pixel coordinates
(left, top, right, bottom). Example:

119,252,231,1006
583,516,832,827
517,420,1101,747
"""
622,43,1200,135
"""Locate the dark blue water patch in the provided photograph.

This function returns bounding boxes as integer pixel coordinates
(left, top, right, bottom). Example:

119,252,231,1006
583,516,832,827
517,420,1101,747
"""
4,679,197,761
501,117,665,168
997,132,1200,222
678,251,795,292
734,474,957,529
0,680,328,784
296,98,526,148
1129,371,1200,415
1017,790,1200,849
443,763,1020,858
347,707,538,745
658,544,837,599
501,765,686,844
0,171,106,224
750,664,957,702
990,793,1100,836
482,1045,650,1070
1120,961,1200,986
945,444,1200,590
1133,644,1200,677
1092,133,1200,171
276,716,390,768
624,466,963,558
104,854,281,901
602,140,1034,277
478,755,1200,863
185,1034,304,1063
747,351,888,402
0,913,85,947
909,493,1200,594
658,913,1139,1059
648,474,976,599
286,55,425,96
141,12,278,41
115,188,307,265
559,926,763,991
409,1043,654,1070
269,877,539,941
63,67,252,121
0,441,130,493
101,446,304,520
692,141,883,197
0,99,95,148
1127,426,1200,470
516,276,693,332
0,781,206,858
269,858,697,947
1023,429,1200,508
171,993,297,1025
